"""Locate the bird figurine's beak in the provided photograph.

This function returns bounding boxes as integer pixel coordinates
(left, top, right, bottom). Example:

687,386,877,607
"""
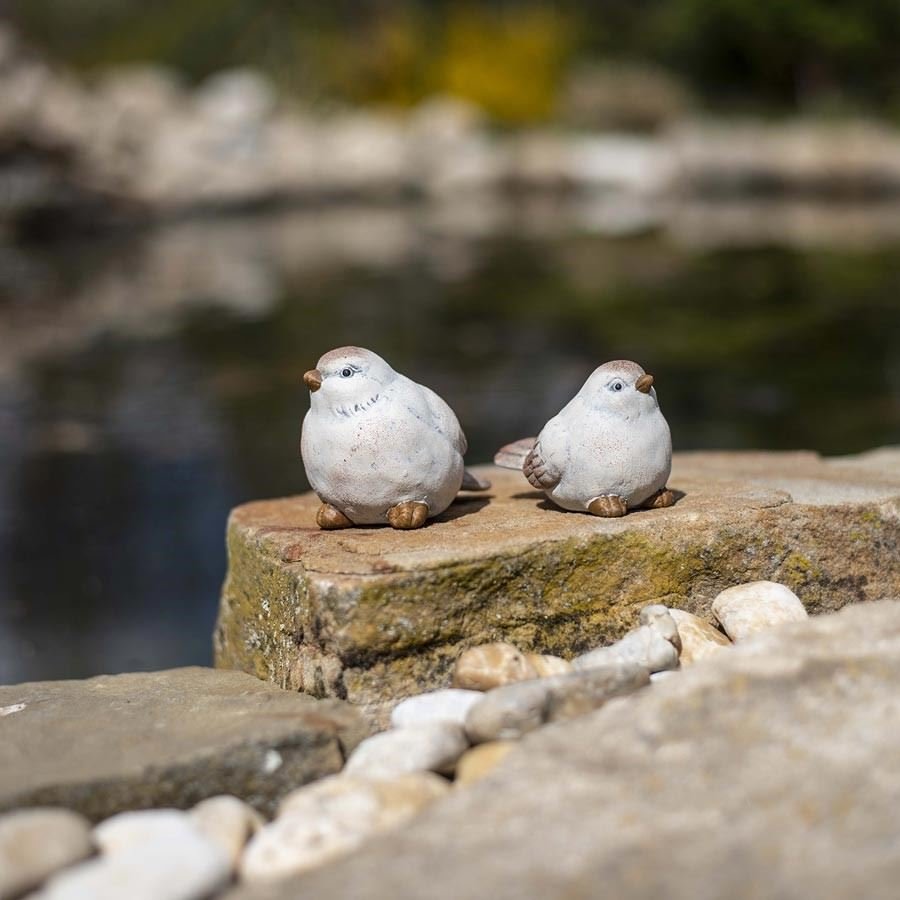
303,369,322,392
635,374,654,394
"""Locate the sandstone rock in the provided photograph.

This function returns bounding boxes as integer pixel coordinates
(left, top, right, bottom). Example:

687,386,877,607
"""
524,654,573,678
241,774,448,883
225,600,900,900
37,812,229,900
0,668,367,820
572,625,679,673
391,690,483,729
455,742,517,786
713,580,808,641
215,451,900,715
189,797,263,871
0,808,93,900
452,644,538,691
668,608,731,664
344,724,469,779
465,663,649,743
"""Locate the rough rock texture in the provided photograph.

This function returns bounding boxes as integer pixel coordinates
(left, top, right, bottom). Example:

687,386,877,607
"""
215,449,900,715
0,668,367,821
227,600,900,900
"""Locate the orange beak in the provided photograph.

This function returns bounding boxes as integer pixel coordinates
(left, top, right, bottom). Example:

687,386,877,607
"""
635,374,654,394
303,369,322,392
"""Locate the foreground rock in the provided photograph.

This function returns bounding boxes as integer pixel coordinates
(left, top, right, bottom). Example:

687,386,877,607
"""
0,668,367,820
0,809,93,900
215,449,900,716
227,600,900,900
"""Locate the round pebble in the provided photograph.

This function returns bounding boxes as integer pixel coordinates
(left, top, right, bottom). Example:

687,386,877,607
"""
639,604,682,652
455,742,516,785
0,808,93,900
40,810,229,900
572,625,679,674
343,722,469,779
390,689,483,729
668,609,731,664
242,773,448,883
452,643,538,691
712,581,807,641
189,796,263,871
465,663,649,743
525,653,573,678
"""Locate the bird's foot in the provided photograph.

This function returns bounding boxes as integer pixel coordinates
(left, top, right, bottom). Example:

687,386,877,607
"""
386,500,429,529
316,503,354,530
643,487,676,509
587,495,628,517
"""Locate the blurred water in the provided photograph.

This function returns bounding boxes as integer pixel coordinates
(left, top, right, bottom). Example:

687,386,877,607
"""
0,203,898,683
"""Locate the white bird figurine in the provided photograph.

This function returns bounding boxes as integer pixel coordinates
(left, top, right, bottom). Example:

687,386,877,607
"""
494,360,674,516
301,346,489,529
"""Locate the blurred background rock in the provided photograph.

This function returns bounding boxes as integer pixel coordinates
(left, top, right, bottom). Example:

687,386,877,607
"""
0,1,897,683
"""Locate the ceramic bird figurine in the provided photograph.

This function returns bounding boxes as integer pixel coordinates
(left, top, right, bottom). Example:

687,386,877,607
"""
494,360,674,516
301,346,490,529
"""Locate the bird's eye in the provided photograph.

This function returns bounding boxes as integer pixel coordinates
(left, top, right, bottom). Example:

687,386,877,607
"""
611,381,624,392
340,368,353,378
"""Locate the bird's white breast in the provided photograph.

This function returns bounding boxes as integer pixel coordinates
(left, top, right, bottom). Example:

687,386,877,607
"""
549,403,671,510
301,386,463,524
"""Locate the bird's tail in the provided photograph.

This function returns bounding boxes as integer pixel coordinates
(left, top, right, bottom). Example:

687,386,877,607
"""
461,469,491,491
493,437,536,471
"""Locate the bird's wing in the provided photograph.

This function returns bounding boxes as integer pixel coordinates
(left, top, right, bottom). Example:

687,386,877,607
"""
493,437,537,470
410,379,468,455
523,416,568,489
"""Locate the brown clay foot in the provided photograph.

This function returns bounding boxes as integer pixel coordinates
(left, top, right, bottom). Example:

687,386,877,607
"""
386,500,429,530
587,495,628,517
643,487,676,509
316,503,354,530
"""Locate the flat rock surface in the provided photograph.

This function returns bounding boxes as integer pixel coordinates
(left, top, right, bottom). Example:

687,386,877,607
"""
229,600,900,900
215,449,900,714
0,668,367,821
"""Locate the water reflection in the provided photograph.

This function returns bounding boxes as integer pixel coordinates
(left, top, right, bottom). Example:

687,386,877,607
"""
0,202,898,682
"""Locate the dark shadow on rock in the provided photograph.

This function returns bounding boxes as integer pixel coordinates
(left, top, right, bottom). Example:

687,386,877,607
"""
629,487,687,514
511,490,546,501
438,496,492,522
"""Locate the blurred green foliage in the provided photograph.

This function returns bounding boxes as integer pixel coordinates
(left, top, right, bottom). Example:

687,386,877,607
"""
8,0,900,120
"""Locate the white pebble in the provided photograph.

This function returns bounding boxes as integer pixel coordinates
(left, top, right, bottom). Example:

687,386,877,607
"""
343,722,469,780
0,808,93,900
189,796,263,871
37,811,228,900
241,773,448,883
572,625,679,673
390,689,483,729
712,581,807,641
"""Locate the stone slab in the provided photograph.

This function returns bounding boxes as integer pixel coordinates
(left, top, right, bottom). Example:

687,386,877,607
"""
228,599,900,900
214,449,900,715
0,667,367,821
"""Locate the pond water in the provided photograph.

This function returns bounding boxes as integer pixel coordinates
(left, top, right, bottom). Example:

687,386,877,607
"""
1,201,898,683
